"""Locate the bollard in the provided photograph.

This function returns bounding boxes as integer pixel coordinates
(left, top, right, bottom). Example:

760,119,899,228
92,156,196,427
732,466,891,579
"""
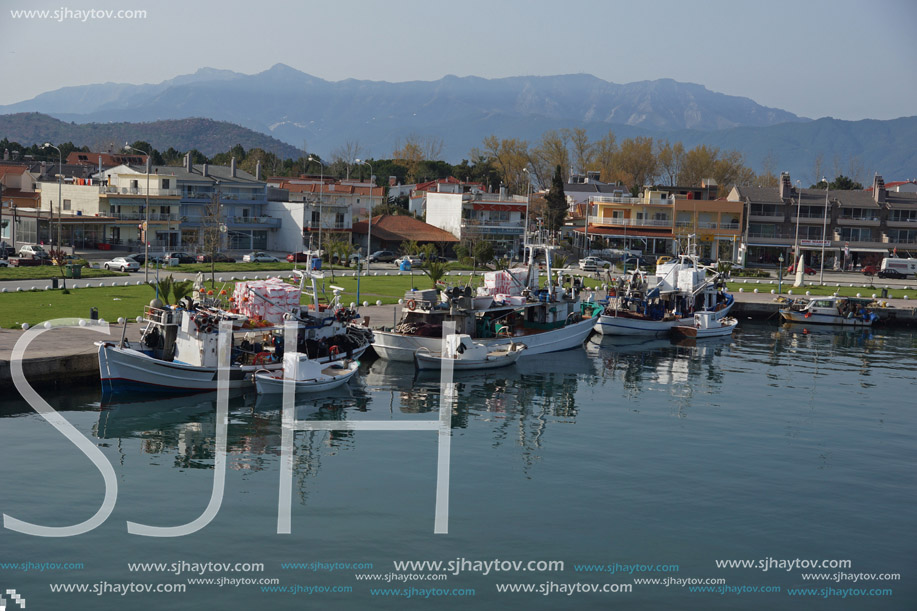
90,306,99,320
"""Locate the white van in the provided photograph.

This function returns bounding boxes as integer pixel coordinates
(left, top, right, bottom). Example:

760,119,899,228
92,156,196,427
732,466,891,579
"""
880,257,917,277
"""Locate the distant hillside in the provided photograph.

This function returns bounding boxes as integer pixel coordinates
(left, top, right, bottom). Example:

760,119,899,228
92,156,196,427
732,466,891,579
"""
0,66,806,160
0,113,303,158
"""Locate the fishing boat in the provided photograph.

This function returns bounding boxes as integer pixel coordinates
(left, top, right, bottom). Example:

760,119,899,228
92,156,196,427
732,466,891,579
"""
97,269,372,395
779,296,877,327
371,243,601,362
594,239,733,336
671,312,738,338
254,352,360,394
414,334,527,371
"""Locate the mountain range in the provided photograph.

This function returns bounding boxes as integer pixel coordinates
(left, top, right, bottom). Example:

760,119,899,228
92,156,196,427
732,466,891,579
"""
2,65,915,182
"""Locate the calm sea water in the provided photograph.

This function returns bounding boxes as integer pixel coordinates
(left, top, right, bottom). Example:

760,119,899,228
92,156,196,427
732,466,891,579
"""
0,322,914,610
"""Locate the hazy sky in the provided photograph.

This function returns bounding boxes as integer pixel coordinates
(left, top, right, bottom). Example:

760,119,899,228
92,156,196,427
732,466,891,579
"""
2,0,915,120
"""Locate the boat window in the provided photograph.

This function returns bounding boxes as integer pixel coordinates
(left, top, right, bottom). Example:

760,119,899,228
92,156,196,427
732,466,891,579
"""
813,300,833,307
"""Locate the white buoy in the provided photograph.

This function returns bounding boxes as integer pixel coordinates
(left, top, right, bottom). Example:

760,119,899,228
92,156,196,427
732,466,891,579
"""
856,293,861,298
43,321,52,329
79,320,87,327
753,288,758,293
350,302,356,308
904,295,910,300
363,301,369,307
398,299,404,305
136,281,142,285
218,277,224,282
44,286,51,290
0,288,5,293
117,317,125,324
136,316,143,323
871,294,877,299
30,286,36,291
376,300,382,306
21,323,29,330
788,290,794,295
805,291,811,296
99,319,107,325
770,289,775,294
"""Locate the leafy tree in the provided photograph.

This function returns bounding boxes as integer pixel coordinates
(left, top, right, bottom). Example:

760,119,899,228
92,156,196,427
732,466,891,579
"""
810,175,863,190
614,137,657,191
400,240,420,256
473,240,495,270
544,165,568,233
129,140,164,165
655,140,684,186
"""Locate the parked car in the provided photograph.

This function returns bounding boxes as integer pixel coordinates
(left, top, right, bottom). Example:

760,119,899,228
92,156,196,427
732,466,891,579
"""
242,252,280,263
126,253,166,265
368,250,396,263
163,251,196,264
0,259,9,267
418,252,448,263
103,256,141,272
286,252,317,263
395,255,423,267
877,268,906,279
578,256,612,271
196,252,236,263
0,242,14,259
19,244,50,259
786,263,816,275
861,265,879,276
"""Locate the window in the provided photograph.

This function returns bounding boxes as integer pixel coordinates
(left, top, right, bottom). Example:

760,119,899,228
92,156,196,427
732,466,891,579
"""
839,227,871,242
887,229,917,244
889,209,917,222
800,225,825,239
749,223,777,237
750,204,781,216
797,205,827,218
311,210,320,224
336,213,345,226
63,199,71,211
161,179,170,189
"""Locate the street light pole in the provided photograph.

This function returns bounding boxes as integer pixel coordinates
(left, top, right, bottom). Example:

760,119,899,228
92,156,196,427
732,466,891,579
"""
307,156,324,262
778,253,784,294
819,177,829,285
356,159,373,274
125,144,152,283
793,179,801,265
42,143,62,252
522,167,531,254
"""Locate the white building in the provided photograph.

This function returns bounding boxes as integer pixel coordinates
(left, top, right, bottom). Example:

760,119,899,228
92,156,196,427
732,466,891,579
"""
426,190,527,255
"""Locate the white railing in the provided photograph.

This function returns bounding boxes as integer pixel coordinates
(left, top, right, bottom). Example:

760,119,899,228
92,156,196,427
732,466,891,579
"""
589,216,671,227
591,195,646,205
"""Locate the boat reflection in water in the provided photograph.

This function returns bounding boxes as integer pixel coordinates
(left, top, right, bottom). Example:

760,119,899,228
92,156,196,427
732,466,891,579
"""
587,333,733,409
366,349,596,473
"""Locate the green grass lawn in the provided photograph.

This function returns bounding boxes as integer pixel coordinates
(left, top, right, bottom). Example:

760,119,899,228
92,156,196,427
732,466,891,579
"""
0,270,612,328
0,266,128,281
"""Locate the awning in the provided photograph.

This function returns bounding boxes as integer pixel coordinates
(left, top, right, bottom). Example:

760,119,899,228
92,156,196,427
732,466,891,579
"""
746,243,790,248
847,247,888,253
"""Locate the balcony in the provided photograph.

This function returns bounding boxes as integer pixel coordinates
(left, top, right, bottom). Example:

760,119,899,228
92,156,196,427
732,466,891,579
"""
589,216,671,228
179,216,281,229
791,215,829,224
836,216,880,226
100,186,181,197
886,218,917,228
109,212,180,222
592,195,649,205
304,221,349,231
460,219,524,236
748,214,784,222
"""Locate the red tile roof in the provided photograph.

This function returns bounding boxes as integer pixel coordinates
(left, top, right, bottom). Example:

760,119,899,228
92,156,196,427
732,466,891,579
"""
351,214,458,242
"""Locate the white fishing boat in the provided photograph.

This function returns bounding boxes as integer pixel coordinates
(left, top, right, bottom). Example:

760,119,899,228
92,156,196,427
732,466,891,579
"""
371,243,601,363
671,312,738,338
97,269,372,395
414,334,527,371
594,239,733,336
254,352,360,394
779,296,877,327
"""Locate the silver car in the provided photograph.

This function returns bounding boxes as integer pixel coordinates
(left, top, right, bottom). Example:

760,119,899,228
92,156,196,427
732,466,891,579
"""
103,256,141,272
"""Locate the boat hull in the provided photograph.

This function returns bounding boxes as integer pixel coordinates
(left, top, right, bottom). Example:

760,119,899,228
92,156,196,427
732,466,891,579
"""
372,316,597,363
671,318,738,338
254,363,359,394
779,310,874,327
595,300,734,336
414,348,524,371
98,342,368,394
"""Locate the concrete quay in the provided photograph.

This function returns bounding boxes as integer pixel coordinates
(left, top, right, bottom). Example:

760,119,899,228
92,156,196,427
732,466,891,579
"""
2,296,916,393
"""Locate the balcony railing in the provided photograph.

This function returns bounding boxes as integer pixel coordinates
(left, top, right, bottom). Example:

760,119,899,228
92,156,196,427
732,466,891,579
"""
304,222,349,231
591,195,650,205
589,216,671,227
100,186,181,197
109,212,180,221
